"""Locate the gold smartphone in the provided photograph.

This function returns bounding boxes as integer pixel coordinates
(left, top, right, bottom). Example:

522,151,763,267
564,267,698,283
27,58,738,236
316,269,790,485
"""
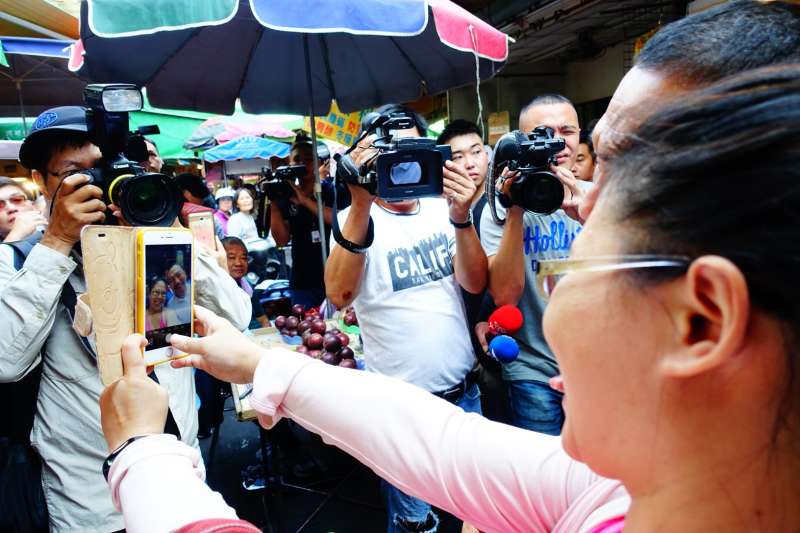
188,211,217,251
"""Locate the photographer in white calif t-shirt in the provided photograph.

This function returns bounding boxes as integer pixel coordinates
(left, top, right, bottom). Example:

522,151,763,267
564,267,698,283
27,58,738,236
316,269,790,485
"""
324,104,488,533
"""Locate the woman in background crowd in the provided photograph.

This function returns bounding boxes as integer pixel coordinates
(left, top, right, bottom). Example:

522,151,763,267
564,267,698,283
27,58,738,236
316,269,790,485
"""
213,187,235,236
0,176,46,243
227,188,275,248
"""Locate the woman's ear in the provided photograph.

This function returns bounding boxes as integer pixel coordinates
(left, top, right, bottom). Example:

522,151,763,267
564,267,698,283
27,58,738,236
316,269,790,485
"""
660,256,750,379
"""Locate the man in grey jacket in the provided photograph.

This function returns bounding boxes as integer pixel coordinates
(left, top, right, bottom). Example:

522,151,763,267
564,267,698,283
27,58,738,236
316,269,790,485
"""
0,106,251,532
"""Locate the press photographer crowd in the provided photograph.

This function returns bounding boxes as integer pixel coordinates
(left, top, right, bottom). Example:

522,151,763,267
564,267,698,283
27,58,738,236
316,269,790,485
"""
2,1,800,532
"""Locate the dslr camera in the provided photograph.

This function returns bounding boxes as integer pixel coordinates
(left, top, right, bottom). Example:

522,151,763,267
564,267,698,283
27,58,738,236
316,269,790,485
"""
487,127,566,223
83,84,182,226
256,165,307,202
335,111,451,201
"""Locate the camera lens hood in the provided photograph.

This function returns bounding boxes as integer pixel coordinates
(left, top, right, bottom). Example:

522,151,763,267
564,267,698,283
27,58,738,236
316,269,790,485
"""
513,170,564,215
111,172,182,226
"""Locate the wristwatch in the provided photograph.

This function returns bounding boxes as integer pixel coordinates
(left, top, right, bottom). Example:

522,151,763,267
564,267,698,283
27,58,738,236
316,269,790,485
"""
102,435,148,481
449,210,473,229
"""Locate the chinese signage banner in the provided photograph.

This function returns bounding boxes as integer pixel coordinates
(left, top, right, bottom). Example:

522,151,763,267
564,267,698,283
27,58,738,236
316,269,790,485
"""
305,101,365,147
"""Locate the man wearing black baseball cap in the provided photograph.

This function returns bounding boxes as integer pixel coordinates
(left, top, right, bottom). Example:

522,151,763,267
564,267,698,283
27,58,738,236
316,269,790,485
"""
0,106,252,532
17,106,105,256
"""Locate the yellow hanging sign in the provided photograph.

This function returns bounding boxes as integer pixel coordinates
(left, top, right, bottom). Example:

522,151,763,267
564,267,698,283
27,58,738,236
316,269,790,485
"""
305,101,365,146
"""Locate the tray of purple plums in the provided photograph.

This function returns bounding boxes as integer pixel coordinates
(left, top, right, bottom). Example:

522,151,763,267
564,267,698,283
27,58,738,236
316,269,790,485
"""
272,304,363,370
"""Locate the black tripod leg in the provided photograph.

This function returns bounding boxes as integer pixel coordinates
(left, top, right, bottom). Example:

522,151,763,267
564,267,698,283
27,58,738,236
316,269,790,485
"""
259,426,284,533
205,423,221,480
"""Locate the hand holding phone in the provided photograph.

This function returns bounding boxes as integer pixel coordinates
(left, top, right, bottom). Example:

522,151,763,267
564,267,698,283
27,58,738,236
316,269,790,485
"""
100,335,169,451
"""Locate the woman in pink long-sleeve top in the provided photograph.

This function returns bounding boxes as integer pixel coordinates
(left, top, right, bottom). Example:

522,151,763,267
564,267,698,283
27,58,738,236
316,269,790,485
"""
100,67,800,533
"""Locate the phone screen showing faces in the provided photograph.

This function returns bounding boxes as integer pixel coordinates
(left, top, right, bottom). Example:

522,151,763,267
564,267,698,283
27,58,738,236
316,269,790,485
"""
144,243,192,351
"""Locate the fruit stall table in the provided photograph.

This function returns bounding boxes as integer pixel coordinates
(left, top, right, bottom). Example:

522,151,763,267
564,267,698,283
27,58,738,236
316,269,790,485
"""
232,320,362,421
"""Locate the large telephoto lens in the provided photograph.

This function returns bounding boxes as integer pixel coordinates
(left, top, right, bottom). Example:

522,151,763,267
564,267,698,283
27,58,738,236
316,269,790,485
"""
516,170,564,214
110,172,181,226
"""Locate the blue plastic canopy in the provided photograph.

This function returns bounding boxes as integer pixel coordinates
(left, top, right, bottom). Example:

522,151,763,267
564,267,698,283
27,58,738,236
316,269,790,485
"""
2,37,70,58
202,135,290,163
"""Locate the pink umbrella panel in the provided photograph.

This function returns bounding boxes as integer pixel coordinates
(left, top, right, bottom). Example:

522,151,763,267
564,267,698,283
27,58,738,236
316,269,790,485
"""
184,115,299,151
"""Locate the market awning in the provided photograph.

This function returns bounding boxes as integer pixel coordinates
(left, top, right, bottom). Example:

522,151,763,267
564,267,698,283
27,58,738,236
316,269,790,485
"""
184,113,301,151
203,135,290,163
0,36,91,120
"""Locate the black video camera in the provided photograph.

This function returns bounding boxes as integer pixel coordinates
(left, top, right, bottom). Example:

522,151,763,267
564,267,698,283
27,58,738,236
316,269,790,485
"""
83,84,181,226
487,127,566,223
334,111,451,201
256,165,307,202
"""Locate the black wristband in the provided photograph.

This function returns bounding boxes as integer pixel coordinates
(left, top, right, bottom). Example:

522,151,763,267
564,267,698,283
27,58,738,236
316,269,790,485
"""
331,176,375,254
333,216,375,254
449,210,473,229
102,435,148,481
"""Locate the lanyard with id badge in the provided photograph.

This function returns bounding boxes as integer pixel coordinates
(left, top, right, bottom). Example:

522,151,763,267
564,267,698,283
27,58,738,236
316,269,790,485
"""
289,194,323,244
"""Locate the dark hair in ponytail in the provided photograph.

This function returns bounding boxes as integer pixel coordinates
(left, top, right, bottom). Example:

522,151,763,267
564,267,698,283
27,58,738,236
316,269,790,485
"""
606,65,800,327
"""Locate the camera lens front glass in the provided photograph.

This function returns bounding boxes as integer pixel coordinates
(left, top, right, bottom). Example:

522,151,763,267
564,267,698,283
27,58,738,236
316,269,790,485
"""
520,171,564,214
117,174,177,226
133,178,160,209
130,177,167,221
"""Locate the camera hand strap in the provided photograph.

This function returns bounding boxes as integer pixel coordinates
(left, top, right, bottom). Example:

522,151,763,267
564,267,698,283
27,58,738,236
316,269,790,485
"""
331,179,374,254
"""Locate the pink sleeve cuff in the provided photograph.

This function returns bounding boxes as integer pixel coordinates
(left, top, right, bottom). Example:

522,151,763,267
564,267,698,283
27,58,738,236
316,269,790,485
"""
108,434,241,532
107,434,203,511
249,347,318,428
175,518,261,532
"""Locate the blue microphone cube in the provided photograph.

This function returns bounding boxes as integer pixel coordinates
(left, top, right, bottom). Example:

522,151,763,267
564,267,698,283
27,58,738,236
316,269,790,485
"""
489,335,519,364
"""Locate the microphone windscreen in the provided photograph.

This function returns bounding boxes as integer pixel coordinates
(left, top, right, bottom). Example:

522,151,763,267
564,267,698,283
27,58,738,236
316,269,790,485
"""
489,305,523,335
489,335,519,364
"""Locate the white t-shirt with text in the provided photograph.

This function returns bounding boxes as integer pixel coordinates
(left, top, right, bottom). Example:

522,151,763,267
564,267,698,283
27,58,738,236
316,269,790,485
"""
333,198,474,392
